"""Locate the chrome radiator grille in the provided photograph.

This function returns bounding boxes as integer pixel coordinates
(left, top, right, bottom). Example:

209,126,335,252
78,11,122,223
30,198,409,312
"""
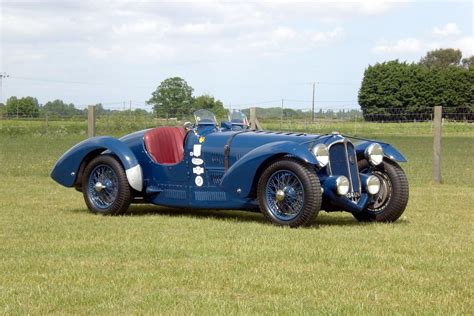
328,141,361,194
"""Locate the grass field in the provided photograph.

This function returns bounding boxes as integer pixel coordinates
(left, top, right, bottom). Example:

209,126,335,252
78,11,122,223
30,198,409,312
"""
2,116,474,137
0,124,473,313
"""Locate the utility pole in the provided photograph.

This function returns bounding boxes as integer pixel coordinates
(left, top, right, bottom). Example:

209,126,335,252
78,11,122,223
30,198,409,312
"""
0,72,9,104
311,82,316,123
129,100,132,126
280,98,284,130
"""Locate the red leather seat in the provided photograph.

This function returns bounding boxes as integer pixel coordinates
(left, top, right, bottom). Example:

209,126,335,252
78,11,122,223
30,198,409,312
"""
144,127,186,164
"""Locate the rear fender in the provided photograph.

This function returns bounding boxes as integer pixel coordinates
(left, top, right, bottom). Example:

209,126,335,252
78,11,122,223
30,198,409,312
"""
50,136,143,191
220,141,317,197
355,141,407,163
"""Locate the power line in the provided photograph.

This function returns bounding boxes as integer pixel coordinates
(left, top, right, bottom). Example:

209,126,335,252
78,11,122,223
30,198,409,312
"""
278,99,357,103
9,75,154,89
311,82,315,123
290,81,360,86
317,82,360,86
229,99,282,107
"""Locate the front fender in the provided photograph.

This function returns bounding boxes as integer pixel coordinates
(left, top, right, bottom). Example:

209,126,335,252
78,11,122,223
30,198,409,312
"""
50,136,143,191
220,141,317,197
355,141,407,163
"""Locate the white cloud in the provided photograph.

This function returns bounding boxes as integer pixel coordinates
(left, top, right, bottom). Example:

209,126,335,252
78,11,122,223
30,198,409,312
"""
373,38,423,54
372,22,473,56
312,27,345,42
2,1,364,65
373,36,474,56
0,0,415,104
433,23,461,37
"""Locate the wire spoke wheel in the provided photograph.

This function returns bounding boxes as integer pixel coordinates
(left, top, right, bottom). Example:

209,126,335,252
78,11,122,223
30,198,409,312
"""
258,158,322,227
265,170,304,221
87,164,119,209
353,159,409,222
82,155,132,215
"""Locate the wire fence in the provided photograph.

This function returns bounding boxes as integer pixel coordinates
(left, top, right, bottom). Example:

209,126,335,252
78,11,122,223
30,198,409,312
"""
1,105,473,137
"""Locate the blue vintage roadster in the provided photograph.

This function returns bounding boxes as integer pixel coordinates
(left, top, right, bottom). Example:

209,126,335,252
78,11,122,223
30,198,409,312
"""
51,109,409,227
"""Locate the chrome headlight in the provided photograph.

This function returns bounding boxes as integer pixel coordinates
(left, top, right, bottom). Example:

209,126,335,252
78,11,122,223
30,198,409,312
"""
312,144,329,168
365,143,384,166
336,176,350,195
366,175,381,195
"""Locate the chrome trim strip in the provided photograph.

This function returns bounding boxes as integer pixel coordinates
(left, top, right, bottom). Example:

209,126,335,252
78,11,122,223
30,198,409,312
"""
344,141,354,193
326,136,345,175
348,142,362,193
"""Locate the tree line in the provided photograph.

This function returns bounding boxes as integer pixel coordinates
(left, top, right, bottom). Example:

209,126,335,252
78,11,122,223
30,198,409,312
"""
0,97,100,118
359,48,474,121
0,77,227,120
240,107,362,120
0,98,153,119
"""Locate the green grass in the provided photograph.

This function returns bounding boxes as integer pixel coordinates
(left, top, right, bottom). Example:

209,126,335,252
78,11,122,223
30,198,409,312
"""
0,128,473,314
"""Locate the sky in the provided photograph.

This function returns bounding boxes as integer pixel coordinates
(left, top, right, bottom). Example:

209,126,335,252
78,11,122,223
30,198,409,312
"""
1,0,473,111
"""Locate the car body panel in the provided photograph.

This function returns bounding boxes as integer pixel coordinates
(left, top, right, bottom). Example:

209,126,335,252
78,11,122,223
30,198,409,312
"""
50,136,141,190
51,114,407,215
355,141,407,162
220,140,318,198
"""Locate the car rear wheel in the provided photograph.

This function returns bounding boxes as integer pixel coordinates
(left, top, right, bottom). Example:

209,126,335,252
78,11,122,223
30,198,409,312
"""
257,158,322,227
82,155,132,215
353,159,409,222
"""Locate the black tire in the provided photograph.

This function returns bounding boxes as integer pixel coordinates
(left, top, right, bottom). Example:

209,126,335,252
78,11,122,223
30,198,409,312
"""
257,158,322,227
82,155,132,215
353,159,409,222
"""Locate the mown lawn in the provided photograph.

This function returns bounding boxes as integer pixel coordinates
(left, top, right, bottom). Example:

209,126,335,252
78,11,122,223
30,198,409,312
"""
0,131,472,314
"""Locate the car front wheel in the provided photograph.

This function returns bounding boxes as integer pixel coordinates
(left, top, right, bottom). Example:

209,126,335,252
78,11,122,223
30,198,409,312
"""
82,155,132,215
353,159,409,222
257,158,322,227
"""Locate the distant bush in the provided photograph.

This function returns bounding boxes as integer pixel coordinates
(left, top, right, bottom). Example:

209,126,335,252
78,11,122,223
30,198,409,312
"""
359,52,474,121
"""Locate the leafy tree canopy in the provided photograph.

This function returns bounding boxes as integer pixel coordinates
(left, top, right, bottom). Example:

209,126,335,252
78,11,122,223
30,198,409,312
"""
147,77,194,117
358,54,474,121
5,96,40,117
42,99,81,117
193,94,227,119
419,48,462,68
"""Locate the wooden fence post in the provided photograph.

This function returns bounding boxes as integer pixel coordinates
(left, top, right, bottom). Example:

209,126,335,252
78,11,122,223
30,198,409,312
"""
433,106,442,184
88,105,96,138
250,107,262,130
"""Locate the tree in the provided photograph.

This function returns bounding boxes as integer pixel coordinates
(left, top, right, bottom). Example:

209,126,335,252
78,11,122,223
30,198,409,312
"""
358,59,474,121
133,108,150,116
462,56,474,69
147,77,194,117
420,48,462,68
42,99,80,117
193,94,227,118
93,103,108,115
5,96,40,117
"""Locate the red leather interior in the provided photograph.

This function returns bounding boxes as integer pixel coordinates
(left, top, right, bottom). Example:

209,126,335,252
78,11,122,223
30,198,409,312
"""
144,127,186,164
